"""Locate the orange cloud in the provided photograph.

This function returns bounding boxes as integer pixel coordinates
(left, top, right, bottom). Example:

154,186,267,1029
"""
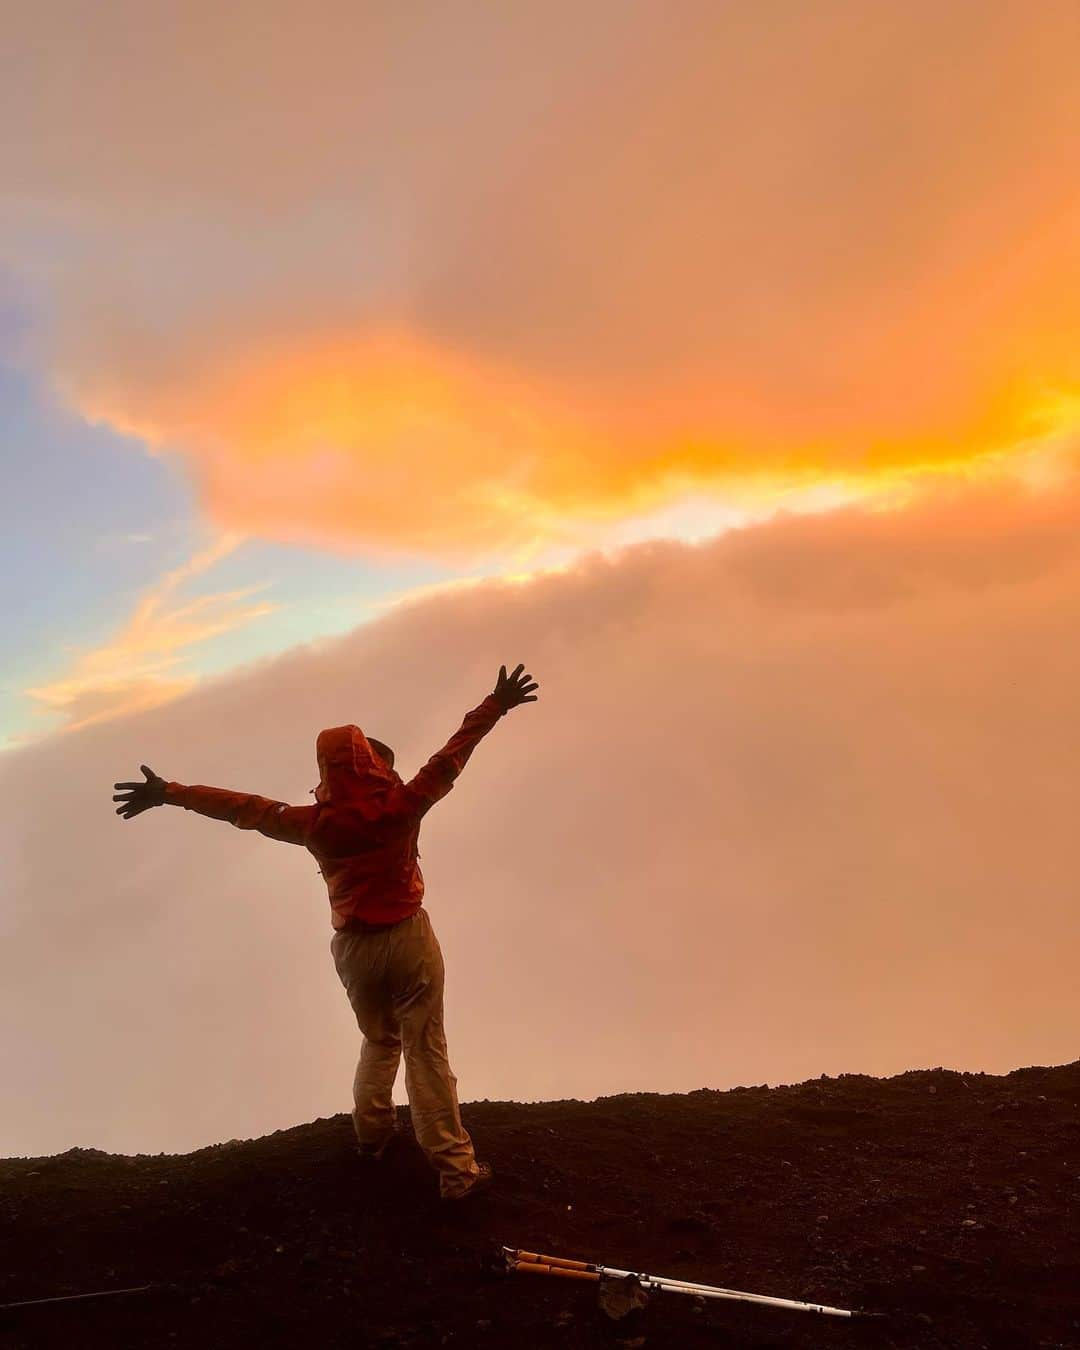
66,332,602,557
24,534,278,734
64,326,1080,560
7,1,1078,556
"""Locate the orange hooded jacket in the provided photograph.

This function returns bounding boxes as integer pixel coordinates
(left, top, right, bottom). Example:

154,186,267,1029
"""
163,695,506,927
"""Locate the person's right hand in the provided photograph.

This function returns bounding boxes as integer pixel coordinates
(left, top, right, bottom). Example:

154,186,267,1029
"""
492,663,539,712
113,764,167,819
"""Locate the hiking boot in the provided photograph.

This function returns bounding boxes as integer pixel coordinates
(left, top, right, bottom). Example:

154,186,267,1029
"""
442,1162,494,1201
355,1123,403,1162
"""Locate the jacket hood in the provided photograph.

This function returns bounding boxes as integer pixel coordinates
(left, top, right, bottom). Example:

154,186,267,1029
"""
314,725,401,811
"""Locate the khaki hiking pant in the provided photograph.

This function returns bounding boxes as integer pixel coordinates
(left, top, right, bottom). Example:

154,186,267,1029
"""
330,907,480,1199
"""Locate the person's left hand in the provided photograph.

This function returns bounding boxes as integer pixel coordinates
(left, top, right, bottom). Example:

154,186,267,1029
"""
491,663,539,712
113,764,167,819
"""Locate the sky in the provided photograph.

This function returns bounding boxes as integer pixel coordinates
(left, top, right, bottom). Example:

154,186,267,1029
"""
1,0,1078,1154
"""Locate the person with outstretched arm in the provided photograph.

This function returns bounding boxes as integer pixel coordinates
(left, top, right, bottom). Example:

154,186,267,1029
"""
112,663,539,1201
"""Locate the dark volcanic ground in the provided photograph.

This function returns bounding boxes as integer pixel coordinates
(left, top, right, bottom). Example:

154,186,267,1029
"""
2,1062,1079,1349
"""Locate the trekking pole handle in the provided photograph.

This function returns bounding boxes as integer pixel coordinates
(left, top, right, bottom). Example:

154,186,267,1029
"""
514,1250,590,1271
511,1260,600,1283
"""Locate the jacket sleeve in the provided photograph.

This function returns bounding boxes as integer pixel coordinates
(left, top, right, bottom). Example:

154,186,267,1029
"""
163,782,316,846
401,695,506,814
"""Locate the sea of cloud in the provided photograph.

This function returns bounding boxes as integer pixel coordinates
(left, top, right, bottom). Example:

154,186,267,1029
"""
3,476,1078,1154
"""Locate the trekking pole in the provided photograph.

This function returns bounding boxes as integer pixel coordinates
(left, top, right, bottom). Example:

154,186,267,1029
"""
0,1284,155,1311
503,1248,878,1319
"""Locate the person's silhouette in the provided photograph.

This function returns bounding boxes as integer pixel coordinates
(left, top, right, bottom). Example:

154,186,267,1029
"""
113,663,539,1199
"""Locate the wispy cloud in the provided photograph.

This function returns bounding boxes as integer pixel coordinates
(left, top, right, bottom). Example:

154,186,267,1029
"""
93,529,156,552
23,533,278,734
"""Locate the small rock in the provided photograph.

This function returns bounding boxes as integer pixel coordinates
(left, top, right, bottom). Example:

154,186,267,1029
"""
475,1319,492,1332
911,1264,927,1274
816,1214,829,1224
928,1085,937,1095
915,1312,933,1326
960,1219,979,1228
